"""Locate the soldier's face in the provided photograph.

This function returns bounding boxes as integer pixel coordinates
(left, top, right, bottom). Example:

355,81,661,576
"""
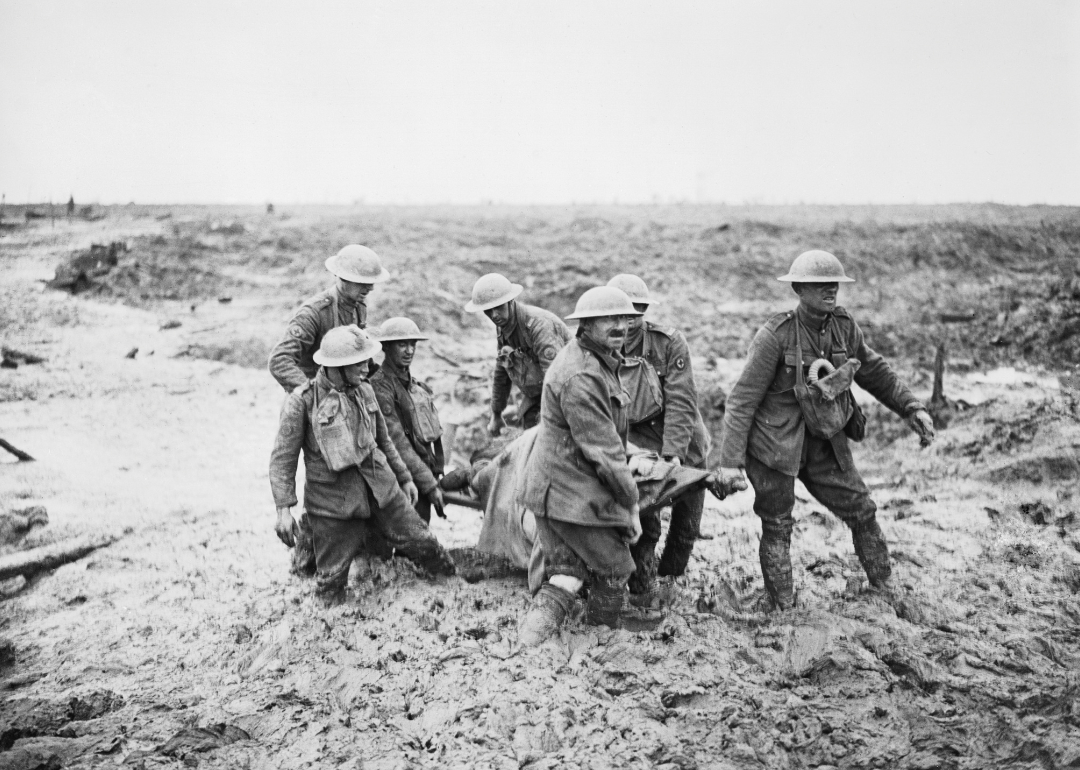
795,282,839,314
583,315,630,354
484,302,511,328
338,279,373,301
627,303,648,333
340,362,369,386
385,340,417,369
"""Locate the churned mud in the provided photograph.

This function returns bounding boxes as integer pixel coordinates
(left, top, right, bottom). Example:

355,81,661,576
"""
1,206,1078,769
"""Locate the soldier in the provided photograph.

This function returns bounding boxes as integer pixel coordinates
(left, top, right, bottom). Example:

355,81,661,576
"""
268,244,389,575
370,317,446,524
464,273,571,435
717,250,936,610
606,274,711,607
270,326,455,604
517,286,662,647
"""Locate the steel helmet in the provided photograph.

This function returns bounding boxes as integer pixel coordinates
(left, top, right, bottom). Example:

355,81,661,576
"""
565,286,643,320
606,274,655,305
312,325,382,366
376,316,429,342
777,250,854,283
464,273,523,313
325,244,391,284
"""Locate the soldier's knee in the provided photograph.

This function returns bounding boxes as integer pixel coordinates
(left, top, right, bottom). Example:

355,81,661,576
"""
841,498,878,527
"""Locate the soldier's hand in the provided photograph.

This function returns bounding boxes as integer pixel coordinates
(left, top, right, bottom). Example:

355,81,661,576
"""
907,409,936,447
488,412,505,437
705,473,727,501
718,467,748,496
403,481,420,506
275,506,296,548
623,504,643,546
428,487,447,519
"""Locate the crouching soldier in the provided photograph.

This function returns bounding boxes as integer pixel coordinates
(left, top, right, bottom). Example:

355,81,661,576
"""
464,273,571,434
370,317,446,524
270,325,455,603
717,250,935,611
517,286,663,647
607,274,711,608
268,244,391,577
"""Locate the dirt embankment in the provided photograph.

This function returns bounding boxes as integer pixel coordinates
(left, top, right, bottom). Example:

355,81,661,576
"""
1,206,1078,769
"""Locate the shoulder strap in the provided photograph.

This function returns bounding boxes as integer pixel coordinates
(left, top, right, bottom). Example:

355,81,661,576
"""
330,291,339,328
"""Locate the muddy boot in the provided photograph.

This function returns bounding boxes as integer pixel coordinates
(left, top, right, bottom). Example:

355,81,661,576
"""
850,517,892,588
628,576,678,610
400,537,457,577
290,513,316,578
759,522,795,611
519,583,577,647
315,567,349,606
588,583,664,632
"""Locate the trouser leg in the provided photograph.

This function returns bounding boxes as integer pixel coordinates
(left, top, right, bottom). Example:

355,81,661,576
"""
368,485,456,576
413,495,432,525
628,507,661,594
658,486,706,577
521,402,541,430
308,514,368,598
290,511,317,577
798,436,890,587
745,455,796,610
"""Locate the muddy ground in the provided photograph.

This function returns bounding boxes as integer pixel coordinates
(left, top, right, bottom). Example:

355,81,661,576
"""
1,205,1079,769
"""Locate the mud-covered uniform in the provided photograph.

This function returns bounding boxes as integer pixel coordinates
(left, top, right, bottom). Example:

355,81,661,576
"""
267,286,368,574
491,301,571,429
269,371,454,595
622,321,711,591
719,305,924,606
370,358,445,523
519,333,638,587
268,287,368,392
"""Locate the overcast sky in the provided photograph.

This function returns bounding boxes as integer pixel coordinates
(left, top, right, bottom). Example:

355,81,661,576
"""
1,1,1078,205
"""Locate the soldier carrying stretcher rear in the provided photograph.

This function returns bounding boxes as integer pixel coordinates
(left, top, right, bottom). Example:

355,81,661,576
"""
370,317,447,524
269,325,455,604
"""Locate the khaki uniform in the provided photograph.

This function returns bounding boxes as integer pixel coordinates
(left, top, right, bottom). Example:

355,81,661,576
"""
370,359,445,523
268,287,368,393
491,301,571,429
719,305,924,605
623,322,711,589
269,372,453,594
519,334,637,585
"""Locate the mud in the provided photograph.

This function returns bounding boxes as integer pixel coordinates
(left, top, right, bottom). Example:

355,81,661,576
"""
0,205,1078,769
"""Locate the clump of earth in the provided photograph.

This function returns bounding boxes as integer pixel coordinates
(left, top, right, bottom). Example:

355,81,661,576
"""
0,204,1078,769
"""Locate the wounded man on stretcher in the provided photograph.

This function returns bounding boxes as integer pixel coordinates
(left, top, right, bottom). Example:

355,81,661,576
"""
440,427,722,593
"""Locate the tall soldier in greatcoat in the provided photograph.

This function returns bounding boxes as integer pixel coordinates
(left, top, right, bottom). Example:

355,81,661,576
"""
516,286,663,647
717,251,936,611
270,326,455,604
268,244,390,576
464,273,571,435
370,317,446,524
606,274,711,607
